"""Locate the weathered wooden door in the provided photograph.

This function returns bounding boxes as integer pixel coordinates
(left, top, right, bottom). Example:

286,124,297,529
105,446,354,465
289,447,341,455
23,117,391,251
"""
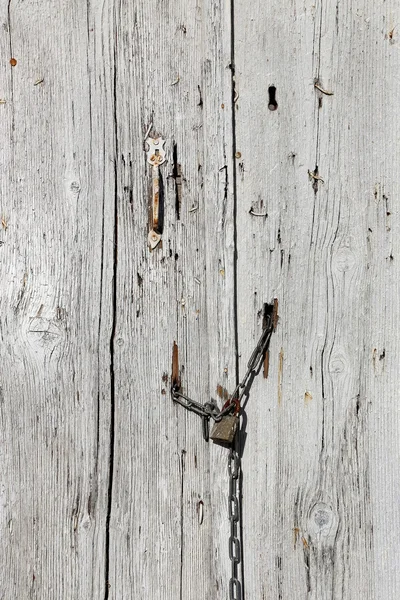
2,1,400,598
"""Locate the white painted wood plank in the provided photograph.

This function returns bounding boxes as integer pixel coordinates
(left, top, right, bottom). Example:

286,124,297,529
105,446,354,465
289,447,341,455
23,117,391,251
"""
0,1,115,597
234,1,400,598
110,0,236,598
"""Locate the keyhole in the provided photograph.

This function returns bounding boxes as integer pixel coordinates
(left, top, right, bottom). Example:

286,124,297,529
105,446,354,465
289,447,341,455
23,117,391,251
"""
268,86,278,111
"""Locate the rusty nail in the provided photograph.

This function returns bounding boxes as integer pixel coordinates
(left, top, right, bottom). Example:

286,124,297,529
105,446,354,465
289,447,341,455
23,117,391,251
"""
308,169,324,183
314,82,334,96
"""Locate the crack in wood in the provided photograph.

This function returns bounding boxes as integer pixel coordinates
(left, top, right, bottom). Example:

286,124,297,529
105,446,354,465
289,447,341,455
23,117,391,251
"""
104,29,119,598
172,143,182,221
179,449,186,600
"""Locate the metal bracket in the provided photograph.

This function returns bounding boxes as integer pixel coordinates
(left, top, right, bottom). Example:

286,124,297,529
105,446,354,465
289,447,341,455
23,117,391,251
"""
145,136,166,250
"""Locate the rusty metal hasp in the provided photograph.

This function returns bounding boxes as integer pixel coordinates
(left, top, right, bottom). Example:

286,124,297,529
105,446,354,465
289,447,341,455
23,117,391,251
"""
145,136,166,250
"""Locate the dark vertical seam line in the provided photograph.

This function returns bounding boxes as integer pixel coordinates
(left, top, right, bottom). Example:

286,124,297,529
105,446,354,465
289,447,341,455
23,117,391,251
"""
179,451,185,600
229,0,245,598
86,2,102,592
230,0,239,386
174,178,181,600
104,10,119,599
86,0,99,467
96,177,105,584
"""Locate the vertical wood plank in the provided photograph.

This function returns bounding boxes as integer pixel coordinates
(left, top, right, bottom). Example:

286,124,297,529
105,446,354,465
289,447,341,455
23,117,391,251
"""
233,3,317,598
234,0,400,598
110,0,235,598
0,0,115,598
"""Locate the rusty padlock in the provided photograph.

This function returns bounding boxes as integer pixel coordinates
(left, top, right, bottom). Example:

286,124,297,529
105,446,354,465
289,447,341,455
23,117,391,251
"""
210,399,239,446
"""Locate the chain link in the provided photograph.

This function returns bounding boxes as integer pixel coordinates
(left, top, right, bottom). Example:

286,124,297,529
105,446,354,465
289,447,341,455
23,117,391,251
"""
171,390,223,420
228,446,241,599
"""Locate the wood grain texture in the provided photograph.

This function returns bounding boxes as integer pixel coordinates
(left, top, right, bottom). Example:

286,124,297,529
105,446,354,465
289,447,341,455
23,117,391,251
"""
110,0,236,598
2,0,400,598
0,0,115,597
234,1,400,598
1,0,238,597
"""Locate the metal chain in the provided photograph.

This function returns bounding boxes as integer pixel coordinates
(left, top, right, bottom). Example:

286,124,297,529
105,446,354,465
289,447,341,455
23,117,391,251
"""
172,313,275,599
231,313,273,404
228,443,241,600
171,390,238,441
171,313,273,427
171,391,223,420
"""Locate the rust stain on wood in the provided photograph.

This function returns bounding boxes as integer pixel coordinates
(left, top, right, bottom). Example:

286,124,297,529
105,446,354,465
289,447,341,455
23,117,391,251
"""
216,384,229,401
263,349,270,378
172,341,180,389
272,298,279,330
293,527,300,549
304,391,312,404
278,348,284,405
